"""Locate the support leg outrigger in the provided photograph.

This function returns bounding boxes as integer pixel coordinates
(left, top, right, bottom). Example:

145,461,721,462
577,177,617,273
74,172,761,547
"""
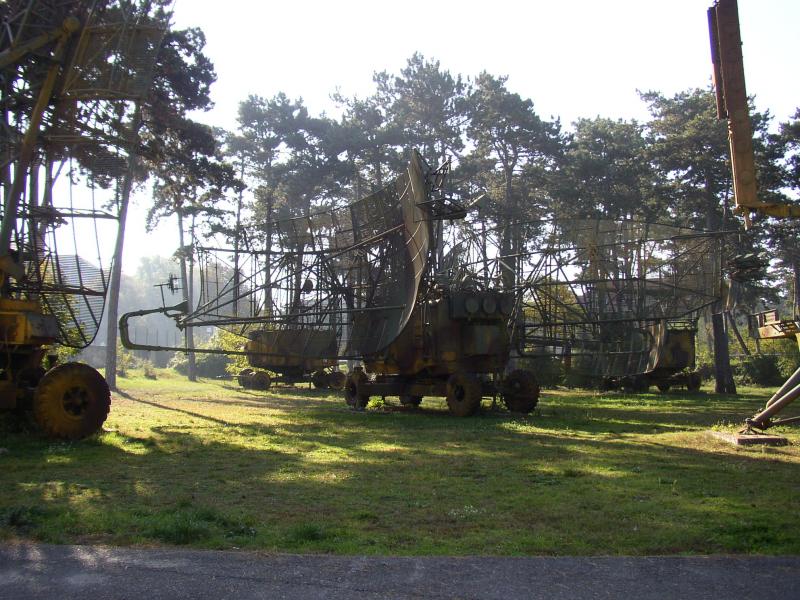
737,364,800,438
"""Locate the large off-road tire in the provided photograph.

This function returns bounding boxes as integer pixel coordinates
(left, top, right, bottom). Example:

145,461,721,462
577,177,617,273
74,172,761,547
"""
622,375,649,393
502,369,540,414
598,377,615,392
686,372,702,392
251,371,271,390
656,382,671,393
32,363,110,440
399,394,422,407
311,370,329,389
445,372,482,417
328,371,347,391
344,370,369,409
237,368,254,388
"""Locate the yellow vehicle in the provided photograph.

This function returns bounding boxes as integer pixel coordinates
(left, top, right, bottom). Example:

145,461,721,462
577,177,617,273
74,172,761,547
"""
241,328,345,390
0,2,166,438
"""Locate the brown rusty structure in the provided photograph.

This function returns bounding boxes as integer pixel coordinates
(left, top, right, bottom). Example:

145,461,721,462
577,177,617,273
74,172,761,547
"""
242,328,342,390
123,147,728,414
444,216,724,392
122,151,540,414
0,0,168,438
709,0,800,433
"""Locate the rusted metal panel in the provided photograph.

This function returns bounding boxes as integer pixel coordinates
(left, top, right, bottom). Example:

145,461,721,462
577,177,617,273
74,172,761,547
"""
748,309,800,341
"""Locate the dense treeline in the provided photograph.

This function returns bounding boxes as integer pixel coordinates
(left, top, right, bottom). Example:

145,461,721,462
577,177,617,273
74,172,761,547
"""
211,53,799,307
94,31,800,381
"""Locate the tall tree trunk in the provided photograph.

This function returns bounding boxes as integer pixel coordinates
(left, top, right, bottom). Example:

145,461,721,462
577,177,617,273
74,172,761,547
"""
712,310,736,394
705,173,735,393
1,79,10,204
500,167,516,291
103,164,134,390
793,259,800,319
178,209,197,381
264,193,273,314
373,158,382,190
104,108,141,390
233,156,244,317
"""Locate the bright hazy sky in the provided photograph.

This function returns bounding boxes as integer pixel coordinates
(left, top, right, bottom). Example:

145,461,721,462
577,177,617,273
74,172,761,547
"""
121,0,800,271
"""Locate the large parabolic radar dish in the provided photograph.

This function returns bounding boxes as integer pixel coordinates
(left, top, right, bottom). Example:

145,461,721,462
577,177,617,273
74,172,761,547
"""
146,150,438,360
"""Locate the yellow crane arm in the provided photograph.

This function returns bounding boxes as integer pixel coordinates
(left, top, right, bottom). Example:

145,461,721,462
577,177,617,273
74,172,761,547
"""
708,0,800,223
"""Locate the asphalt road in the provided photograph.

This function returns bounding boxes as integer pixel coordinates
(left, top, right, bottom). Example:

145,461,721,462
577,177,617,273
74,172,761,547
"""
1,542,799,599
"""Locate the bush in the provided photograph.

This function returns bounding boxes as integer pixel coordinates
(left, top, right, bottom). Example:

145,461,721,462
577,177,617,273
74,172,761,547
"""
142,360,157,380
776,340,800,379
563,369,596,390
734,355,784,387
212,329,250,376
116,341,138,377
694,345,714,382
166,352,187,374
168,351,231,379
52,345,80,364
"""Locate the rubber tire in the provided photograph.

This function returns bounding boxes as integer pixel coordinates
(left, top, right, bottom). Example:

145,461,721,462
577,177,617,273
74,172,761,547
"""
328,371,347,391
622,375,648,394
251,371,271,390
311,370,329,389
33,363,110,440
686,372,702,392
399,395,422,407
446,372,482,417
344,371,369,409
598,377,615,392
657,383,671,393
502,369,540,413
237,368,254,388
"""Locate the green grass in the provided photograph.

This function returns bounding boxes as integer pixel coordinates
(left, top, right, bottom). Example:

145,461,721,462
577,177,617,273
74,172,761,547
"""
1,369,798,555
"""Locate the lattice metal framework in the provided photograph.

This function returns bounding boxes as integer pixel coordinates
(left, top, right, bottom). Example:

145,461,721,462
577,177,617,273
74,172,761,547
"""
1,0,170,347
441,216,724,377
175,151,440,360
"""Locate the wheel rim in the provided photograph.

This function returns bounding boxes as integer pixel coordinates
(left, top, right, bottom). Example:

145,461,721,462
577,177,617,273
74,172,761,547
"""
329,371,347,390
345,372,368,408
312,370,328,388
62,385,90,418
502,370,539,413
446,373,481,416
345,378,360,407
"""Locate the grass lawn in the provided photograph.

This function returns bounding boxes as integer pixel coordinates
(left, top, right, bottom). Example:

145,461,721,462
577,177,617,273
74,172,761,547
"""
1,369,798,555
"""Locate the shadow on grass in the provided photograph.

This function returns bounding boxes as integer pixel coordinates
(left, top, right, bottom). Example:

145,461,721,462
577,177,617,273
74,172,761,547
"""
1,381,798,555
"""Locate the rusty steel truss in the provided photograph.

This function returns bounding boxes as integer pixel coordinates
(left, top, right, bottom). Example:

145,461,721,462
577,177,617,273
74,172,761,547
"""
438,216,724,381
1,0,170,348
123,149,726,396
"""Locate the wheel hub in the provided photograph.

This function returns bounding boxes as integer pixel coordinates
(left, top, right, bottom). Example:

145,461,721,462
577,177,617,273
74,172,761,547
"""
62,385,89,417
